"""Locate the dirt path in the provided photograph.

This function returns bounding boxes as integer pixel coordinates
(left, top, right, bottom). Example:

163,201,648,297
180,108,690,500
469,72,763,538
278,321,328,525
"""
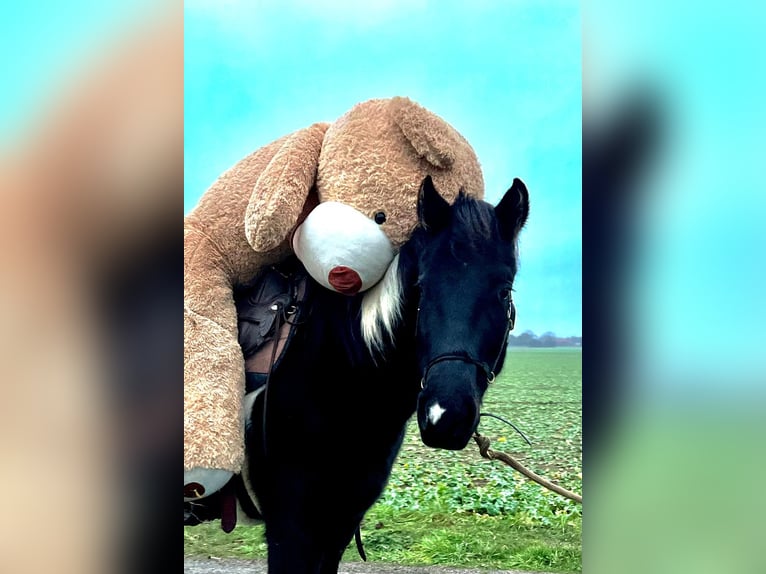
185,557,556,574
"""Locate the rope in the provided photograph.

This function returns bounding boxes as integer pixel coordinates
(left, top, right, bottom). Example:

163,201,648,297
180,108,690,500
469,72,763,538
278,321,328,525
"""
472,433,582,504
479,412,532,446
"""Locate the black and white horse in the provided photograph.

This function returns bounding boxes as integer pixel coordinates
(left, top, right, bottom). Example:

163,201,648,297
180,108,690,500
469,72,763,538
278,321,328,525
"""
243,175,529,573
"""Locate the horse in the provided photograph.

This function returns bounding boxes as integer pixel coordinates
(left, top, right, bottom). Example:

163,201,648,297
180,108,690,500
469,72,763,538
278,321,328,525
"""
237,174,529,573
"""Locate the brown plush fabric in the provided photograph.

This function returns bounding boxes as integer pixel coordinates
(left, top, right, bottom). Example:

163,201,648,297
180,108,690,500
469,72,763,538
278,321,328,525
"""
185,97,485,474
318,97,485,247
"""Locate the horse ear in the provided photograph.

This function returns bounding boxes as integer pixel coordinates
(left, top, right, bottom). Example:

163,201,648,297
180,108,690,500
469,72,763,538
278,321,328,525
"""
495,178,529,241
418,175,451,231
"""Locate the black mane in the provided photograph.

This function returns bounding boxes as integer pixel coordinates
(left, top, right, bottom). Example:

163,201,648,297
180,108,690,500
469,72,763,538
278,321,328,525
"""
449,192,502,259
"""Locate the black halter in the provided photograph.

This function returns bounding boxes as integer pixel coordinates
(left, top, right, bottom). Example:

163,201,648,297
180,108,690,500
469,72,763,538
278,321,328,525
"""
419,296,516,390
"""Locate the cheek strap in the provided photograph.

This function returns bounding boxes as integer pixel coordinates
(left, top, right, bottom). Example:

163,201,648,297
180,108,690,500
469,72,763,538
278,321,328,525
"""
418,298,517,390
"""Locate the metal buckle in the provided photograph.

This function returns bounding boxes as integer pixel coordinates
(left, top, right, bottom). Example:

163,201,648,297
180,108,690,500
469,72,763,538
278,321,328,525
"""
508,300,516,331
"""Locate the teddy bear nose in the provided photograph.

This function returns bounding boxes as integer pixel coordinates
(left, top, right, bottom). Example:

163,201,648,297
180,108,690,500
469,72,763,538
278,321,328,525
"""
328,266,363,295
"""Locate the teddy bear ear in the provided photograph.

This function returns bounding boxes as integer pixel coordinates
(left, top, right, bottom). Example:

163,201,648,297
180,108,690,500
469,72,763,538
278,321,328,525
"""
245,122,329,252
389,96,458,169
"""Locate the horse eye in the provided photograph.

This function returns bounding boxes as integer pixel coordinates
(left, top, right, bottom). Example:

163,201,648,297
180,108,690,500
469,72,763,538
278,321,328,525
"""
374,211,387,224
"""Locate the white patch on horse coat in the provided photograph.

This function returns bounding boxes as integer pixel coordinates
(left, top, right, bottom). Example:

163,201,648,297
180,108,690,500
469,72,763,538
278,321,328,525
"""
243,386,266,430
428,402,447,425
360,254,403,354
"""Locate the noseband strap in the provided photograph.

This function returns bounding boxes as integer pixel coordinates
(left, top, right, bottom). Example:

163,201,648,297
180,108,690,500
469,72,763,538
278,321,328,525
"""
419,298,516,390
420,354,494,389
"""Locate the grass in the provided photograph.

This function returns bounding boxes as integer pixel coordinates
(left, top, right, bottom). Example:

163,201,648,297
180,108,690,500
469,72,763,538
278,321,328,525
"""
184,347,582,572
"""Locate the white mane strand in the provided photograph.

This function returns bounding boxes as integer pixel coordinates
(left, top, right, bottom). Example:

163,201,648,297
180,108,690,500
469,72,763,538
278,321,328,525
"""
360,254,403,355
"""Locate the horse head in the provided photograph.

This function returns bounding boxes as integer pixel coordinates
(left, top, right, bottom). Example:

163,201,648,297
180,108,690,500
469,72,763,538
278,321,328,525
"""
400,175,529,450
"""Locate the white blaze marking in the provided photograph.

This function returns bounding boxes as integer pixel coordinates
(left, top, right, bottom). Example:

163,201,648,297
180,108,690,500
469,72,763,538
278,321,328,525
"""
428,402,447,425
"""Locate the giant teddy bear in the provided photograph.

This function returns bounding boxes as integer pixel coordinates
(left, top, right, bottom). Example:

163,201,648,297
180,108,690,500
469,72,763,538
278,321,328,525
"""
184,97,485,500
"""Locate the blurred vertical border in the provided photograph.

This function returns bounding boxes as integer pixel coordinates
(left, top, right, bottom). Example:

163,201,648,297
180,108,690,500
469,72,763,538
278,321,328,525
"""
0,2,181,573
585,2,766,573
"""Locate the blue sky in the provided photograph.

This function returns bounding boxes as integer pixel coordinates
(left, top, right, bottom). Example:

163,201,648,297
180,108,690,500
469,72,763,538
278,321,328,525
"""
185,0,582,338
586,2,766,388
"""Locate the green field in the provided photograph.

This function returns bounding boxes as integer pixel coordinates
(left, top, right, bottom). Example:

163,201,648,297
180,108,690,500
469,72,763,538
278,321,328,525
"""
185,347,582,572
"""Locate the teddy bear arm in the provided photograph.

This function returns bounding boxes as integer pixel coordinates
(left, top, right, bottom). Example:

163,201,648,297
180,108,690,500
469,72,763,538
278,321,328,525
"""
184,305,246,473
184,229,247,473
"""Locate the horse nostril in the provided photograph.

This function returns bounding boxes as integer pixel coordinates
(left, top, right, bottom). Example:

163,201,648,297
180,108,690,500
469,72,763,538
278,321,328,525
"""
328,266,363,295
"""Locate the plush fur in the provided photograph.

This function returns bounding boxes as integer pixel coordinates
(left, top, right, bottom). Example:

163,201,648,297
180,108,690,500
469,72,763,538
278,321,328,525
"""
184,97,485,486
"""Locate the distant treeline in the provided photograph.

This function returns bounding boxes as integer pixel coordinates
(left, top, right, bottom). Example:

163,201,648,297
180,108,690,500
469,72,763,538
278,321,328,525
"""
508,330,582,347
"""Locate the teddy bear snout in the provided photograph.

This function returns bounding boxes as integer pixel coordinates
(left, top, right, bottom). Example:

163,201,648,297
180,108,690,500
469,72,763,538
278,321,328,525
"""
292,201,395,295
328,265,363,295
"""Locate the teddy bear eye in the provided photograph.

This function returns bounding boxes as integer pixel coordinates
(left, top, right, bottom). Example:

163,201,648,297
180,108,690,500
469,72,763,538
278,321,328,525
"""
374,211,387,224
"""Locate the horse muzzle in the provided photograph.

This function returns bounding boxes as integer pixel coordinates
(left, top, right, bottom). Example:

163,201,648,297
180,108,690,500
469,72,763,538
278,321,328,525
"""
416,369,481,450
417,400,479,450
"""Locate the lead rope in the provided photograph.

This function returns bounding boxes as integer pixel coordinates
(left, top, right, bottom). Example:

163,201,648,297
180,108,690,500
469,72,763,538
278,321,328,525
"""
478,412,531,446
472,433,582,503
